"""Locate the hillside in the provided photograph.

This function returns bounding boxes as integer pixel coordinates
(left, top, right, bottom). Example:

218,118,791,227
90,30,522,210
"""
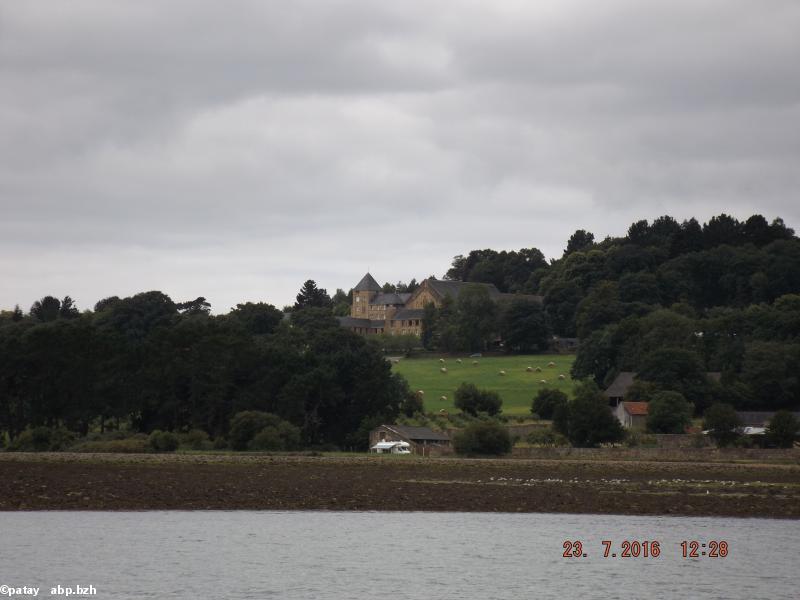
392,354,574,416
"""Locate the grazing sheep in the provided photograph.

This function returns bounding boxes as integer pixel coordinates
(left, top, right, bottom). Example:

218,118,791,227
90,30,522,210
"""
539,379,547,384
392,359,400,364
535,367,542,372
456,358,462,364
547,361,556,367
558,374,566,380
439,358,445,363
440,367,448,373
499,370,506,376
440,396,448,402
472,360,479,366
438,408,449,417
417,390,424,396
526,366,533,372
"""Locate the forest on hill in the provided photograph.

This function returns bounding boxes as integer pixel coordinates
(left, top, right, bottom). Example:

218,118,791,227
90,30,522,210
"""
0,290,418,449
443,214,800,414
1,213,798,449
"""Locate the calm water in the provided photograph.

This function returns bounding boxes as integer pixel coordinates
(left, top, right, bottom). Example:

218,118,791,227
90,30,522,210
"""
1,511,798,599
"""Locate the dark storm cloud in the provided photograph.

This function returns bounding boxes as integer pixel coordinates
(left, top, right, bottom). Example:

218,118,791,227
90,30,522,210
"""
1,0,798,312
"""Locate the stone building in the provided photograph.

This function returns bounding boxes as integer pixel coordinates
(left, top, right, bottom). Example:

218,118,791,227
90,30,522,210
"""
369,424,451,455
338,272,541,337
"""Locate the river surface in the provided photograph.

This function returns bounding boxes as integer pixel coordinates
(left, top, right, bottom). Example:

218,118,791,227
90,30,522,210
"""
1,511,798,599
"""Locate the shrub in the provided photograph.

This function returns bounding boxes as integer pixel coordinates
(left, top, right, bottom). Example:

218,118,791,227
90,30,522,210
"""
454,383,502,416
148,430,179,452
766,411,799,448
702,403,742,447
526,428,569,447
212,436,228,450
646,391,693,434
181,429,210,450
553,381,625,447
229,411,301,451
249,427,283,451
7,427,76,452
531,389,567,420
75,438,149,453
453,421,512,456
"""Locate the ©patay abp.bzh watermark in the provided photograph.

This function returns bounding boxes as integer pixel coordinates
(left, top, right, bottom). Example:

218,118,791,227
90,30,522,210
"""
0,584,97,597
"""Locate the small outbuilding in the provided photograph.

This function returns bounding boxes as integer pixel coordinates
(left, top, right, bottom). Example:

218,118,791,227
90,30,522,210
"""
616,401,648,430
369,424,451,455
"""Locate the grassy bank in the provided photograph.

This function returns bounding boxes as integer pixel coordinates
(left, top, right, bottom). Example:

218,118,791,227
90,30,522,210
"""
392,354,575,415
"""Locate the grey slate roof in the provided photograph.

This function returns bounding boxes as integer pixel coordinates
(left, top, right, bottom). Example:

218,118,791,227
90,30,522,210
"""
392,308,425,320
604,372,636,399
605,371,727,399
337,316,386,329
337,316,370,328
387,424,450,442
372,293,406,305
354,273,382,292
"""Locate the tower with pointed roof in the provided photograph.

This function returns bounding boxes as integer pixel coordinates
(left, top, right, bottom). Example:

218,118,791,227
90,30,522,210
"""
340,272,543,337
351,272,381,318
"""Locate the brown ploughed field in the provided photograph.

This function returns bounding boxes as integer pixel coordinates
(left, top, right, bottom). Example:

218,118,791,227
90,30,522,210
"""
1,453,798,518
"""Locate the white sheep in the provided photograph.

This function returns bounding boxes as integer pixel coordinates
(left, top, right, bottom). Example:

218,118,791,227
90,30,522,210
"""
440,395,447,401
526,366,533,372
539,379,547,384
535,367,542,372
558,374,566,380
499,370,506,376
456,358,462,364
472,360,479,366
439,358,445,363
440,367,448,373
547,361,556,367
417,390,425,396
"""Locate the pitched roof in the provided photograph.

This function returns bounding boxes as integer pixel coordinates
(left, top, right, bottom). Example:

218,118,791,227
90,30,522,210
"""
604,372,636,398
386,424,450,442
392,308,425,320
605,371,724,398
623,401,649,416
337,316,370,327
337,316,386,329
354,273,382,292
372,293,407,305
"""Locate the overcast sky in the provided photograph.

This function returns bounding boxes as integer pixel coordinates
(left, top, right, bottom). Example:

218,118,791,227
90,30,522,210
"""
2,1,799,313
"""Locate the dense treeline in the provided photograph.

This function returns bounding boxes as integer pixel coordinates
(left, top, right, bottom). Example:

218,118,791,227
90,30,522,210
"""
421,288,547,353
0,290,415,447
445,214,800,412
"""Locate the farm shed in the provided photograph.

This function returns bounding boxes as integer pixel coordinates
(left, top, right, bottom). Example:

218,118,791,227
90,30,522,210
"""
369,424,451,455
616,401,649,430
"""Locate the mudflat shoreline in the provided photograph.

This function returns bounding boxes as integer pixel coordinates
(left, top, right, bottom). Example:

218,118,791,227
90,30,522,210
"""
1,452,798,518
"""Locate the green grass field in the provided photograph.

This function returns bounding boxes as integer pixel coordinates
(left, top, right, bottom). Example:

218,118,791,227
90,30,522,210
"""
392,354,576,416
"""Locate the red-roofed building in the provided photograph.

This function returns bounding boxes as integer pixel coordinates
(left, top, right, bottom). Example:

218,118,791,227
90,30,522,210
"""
616,401,648,430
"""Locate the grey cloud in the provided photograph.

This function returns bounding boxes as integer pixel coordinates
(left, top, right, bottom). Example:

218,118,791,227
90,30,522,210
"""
1,0,798,312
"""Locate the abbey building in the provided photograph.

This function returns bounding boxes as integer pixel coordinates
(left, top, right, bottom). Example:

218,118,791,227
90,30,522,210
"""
337,272,541,336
